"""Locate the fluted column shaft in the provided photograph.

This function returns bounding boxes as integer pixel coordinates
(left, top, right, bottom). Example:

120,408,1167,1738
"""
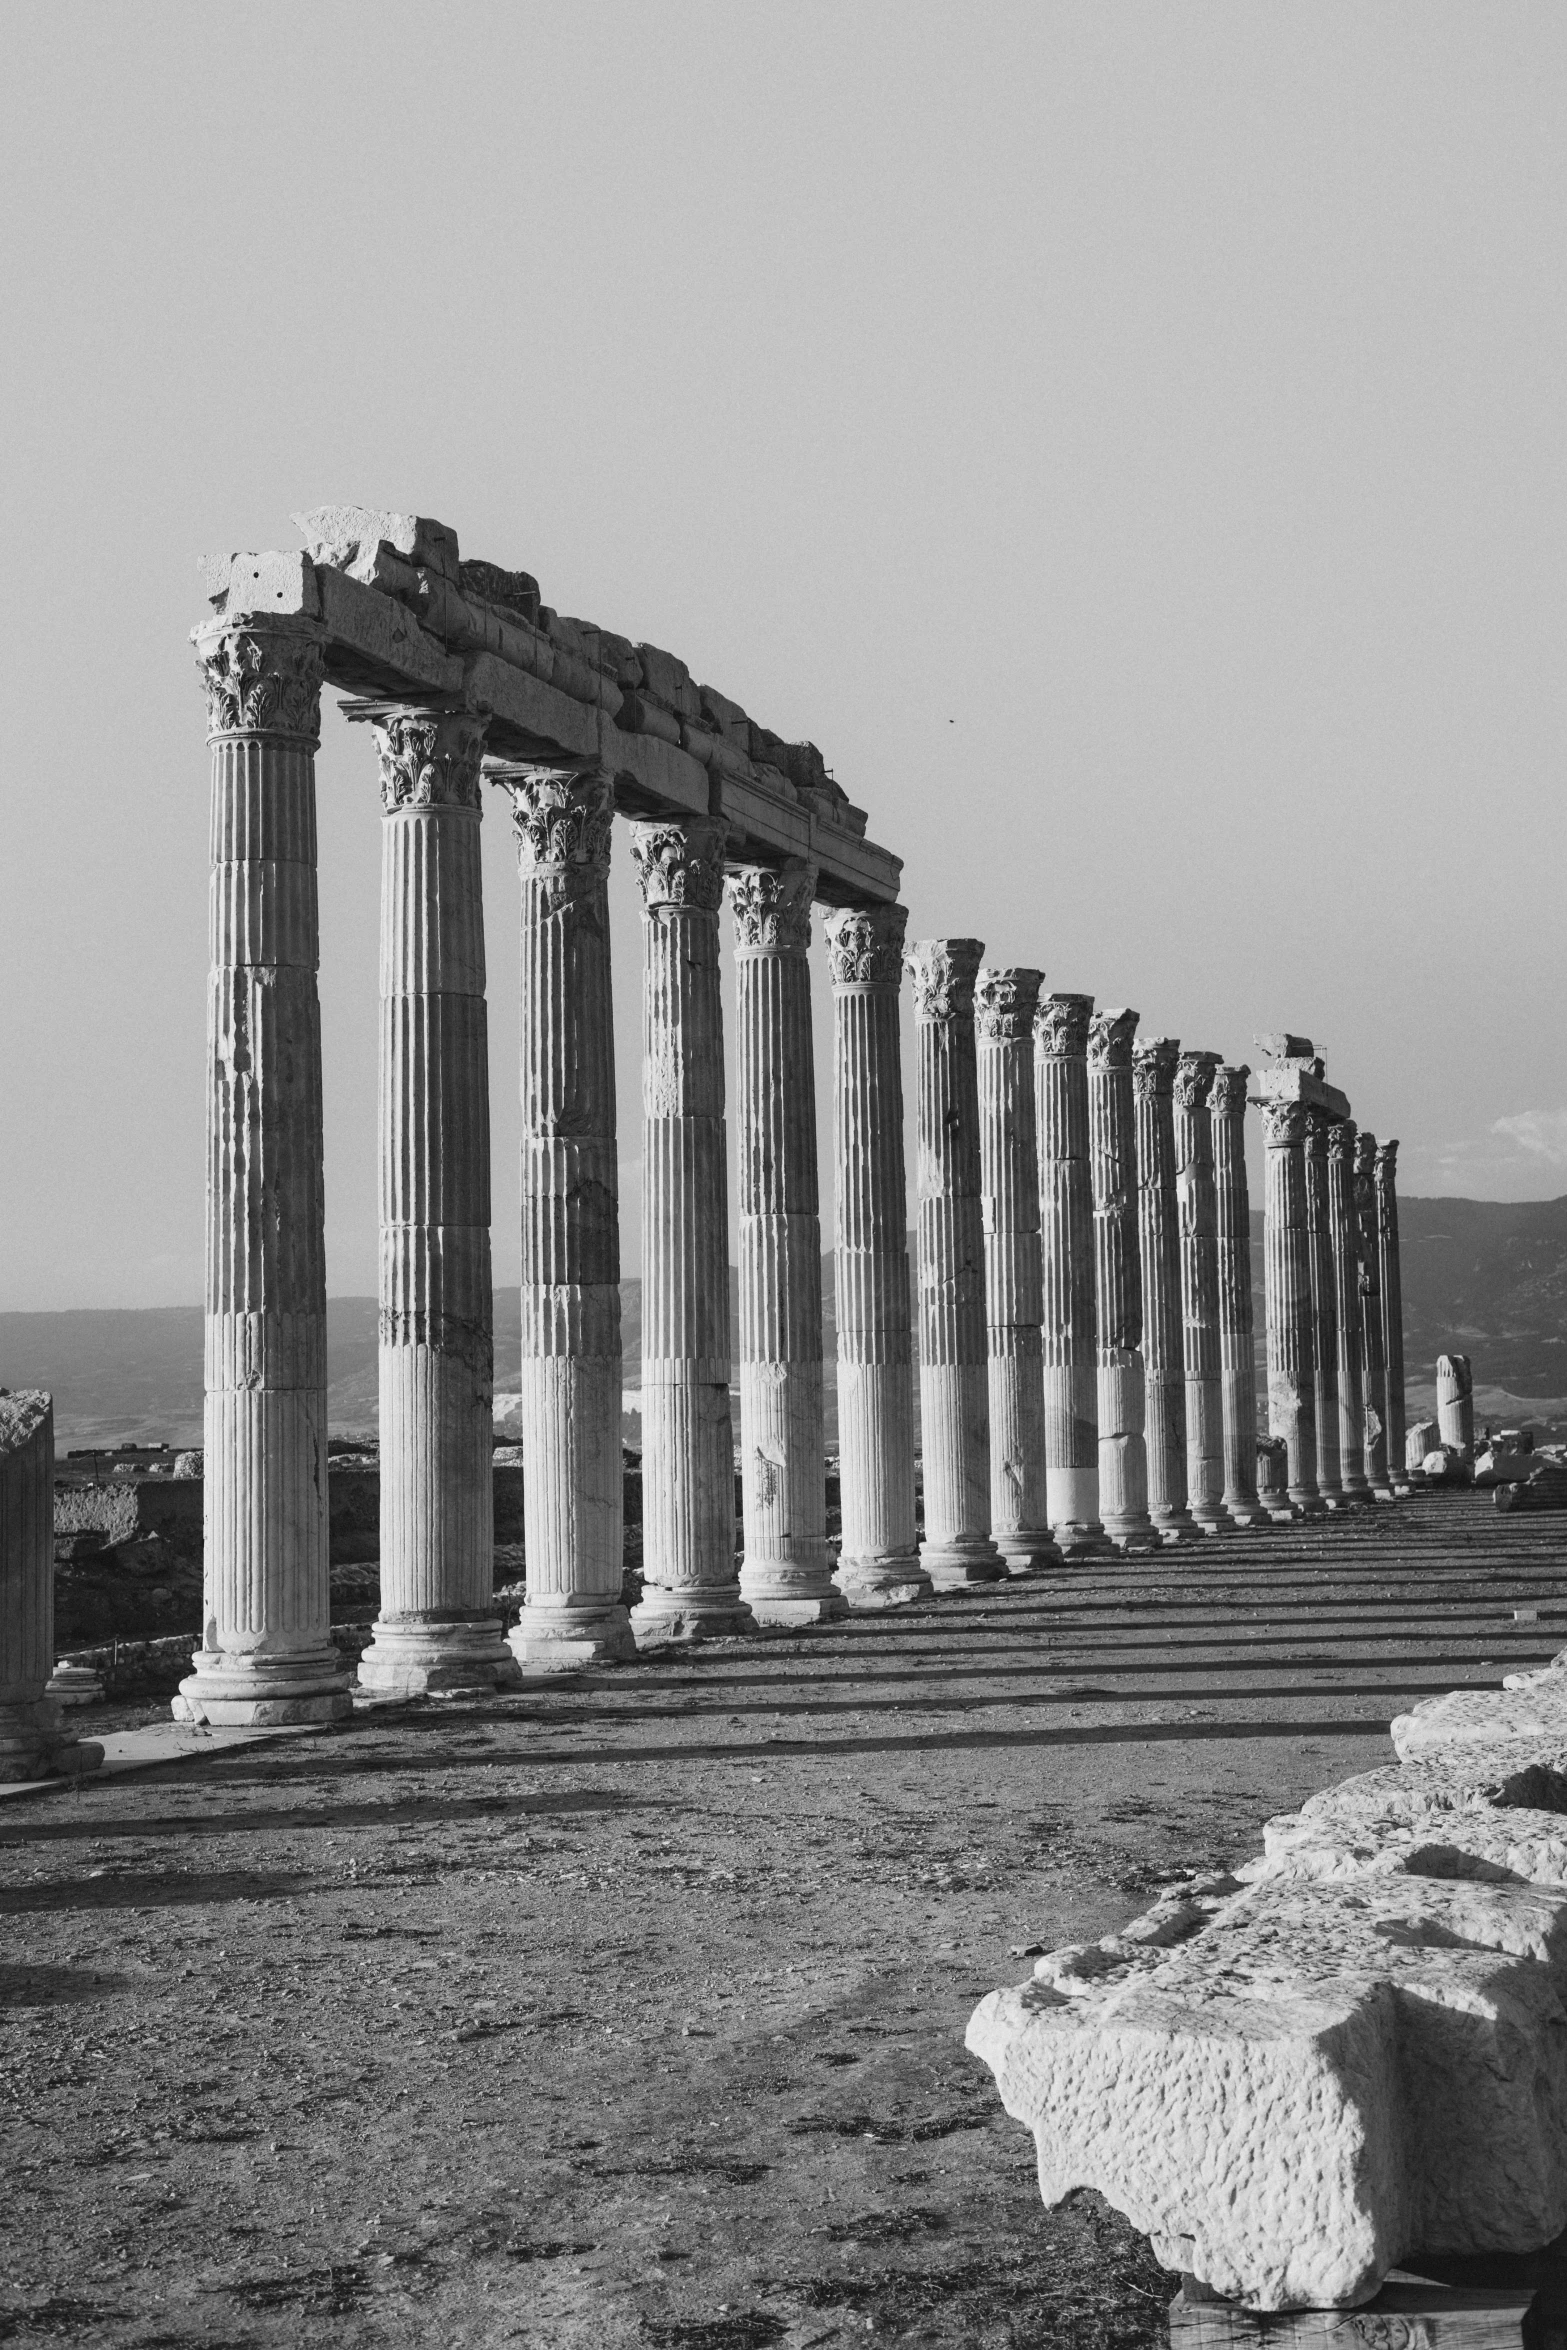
730,863,842,1624
909,941,1003,1585
1260,1100,1319,1508
0,1393,100,1781
1377,1141,1407,1490
976,970,1058,1573
824,907,929,1608
497,768,633,1667
1437,1353,1474,1462
1088,1011,1155,1546
178,620,348,1726
1038,994,1106,1550
630,819,749,1639
1211,1066,1266,1524
1304,1113,1343,1504
1135,1038,1195,1536
1326,1123,1369,1498
1355,1132,1392,1496
1175,1053,1227,1528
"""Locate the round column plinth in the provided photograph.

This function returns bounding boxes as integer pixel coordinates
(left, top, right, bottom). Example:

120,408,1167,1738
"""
174,1646,351,1726
510,1599,637,1673
834,1550,933,1609
630,1583,755,1646
356,1615,520,1697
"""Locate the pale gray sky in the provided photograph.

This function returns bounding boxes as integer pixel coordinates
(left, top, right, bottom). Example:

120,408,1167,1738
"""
2,3,1563,1309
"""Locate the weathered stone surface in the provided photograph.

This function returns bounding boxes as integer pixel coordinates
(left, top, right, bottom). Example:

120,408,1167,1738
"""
1438,1353,1476,1464
1392,1673,1567,1762
2,1392,102,1781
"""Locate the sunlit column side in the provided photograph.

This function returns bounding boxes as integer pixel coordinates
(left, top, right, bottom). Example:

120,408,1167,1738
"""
1134,1037,1197,1540
1377,1140,1409,1493
908,940,1003,1586
824,906,930,1609
1437,1352,1475,1464
1259,1098,1320,1512
0,1394,102,1782
729,861,843,1625
1355,1131,1394,1499
177,619,350,1726
1037,993,1108,1554
975,968,1058,1573
1087,1009,1156,1549
1326,1120,1369,1499
1174,1051,1229,1530
630,818,751,1641
1303,1110,1344,1507
494,766,634,1669
1210,1066,1267,1526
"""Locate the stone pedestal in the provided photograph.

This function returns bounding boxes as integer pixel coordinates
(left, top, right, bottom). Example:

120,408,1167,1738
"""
353,708,516,1696
824,907,930,1609
1,1394,102,1782
1038,994,1109,1554
494,767,635,1669
1087,1010,1157,1549
1354,1133,1394,1499
1210,1066,1268,1526
1437,1353,1474,1464
1175,1052,1228,1530
1327,1121,1370,1499
908,940,1003,1587
630,818,751,1642
976,970,1059,1574
1135,1037,1198,1540
1377,1141,1408,1493
730,863,844,1625
1259,1099,1321,1513
177,621,350,1726
1304,1111,1344,1507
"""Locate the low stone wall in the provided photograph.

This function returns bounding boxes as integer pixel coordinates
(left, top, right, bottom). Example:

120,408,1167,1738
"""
968,1652,1567,2312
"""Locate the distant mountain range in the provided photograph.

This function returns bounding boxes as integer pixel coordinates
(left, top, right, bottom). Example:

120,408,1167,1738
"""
7,1194,1566,1448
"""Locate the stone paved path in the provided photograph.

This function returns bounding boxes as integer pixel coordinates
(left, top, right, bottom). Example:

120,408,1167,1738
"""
2,1493,1563,2350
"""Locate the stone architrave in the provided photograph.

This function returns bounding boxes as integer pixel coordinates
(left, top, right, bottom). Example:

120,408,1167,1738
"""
1259,1097,1320,1512
1209,1066,1268,1527
1355,1133,1393,1499
1303,1111,1344,1507
177,620,351,1726
823,906,930,1609
1327,1122,1370,1500
907,940,1004,1587
1437,1353,1474,1463
351,706,516,1696
1038,994,1108,1553
493,766,635,1668
0,1393,102,1782
729,861,844,1625
1134,1037,1197,1540
1377,1141,1408,1493
1174,1052,1228,1531
975,969,1058,1574
1087,1010,1156,1549
629,818,752,1641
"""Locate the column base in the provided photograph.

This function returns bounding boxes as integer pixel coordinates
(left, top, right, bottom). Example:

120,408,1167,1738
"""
356,1616,523,1697
1189,1507,1236,1534
1102,1513,1163,1554
1287,1489,1329,1518
1052,1520,1116,1558
1149,1510,1202,1544
509,1600,637,1673
0,1699,104,1784
631,1584,757,1646
46,1661,105,1707
1221,1500,1274,1529
993,1529,1062,1574
834,1554,933,1609
740,1556,849,1625
920,1538,1005,1589
173,1645,353,1727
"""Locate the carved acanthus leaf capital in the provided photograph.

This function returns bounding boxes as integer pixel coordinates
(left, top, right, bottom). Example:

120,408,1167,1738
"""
974,967,1044,1042
491,765,613,893
629,815,730,914
1302,1106,1333,1156
354,705,488,811
1087,1007,1139,1071
1173,1052,1221,1112
727,860,817,953
196,621,325,743
905,938,984,1022
1131,1036,1179,1103
1209,1063,1250,1117
1326,1118,1357,1167
823,902,908,986
1375,1138,1399,1183
1353,1132,1378,1177
1035,991,1094,1058
1259,1101,1309,1148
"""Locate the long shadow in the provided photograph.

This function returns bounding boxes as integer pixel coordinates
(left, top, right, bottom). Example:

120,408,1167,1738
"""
502,1716,1392,1765
0,1868,314,1915
626,1656,1538,1693
7,1786,643,1849
0,1962,133,2005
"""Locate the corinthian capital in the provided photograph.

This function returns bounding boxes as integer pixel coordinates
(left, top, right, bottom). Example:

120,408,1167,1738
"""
1375,1138,1399,1185
974,967,1044,1042
352,705,487,811
1209,1063,1250,1116
1259,1101,1309,1148
1302,1107,1332,1158
823,902,908,986
1131,1036,1179,1103
727,860,817,953
905,938,984,1022
1035,991,1094,1058
1173,1051,1221,1112
1326,1118,1357,1168
1353,1131,1378,1179
629,816,730,914
196,619,325,743
490,765,613,896
1087,1007,1139,1070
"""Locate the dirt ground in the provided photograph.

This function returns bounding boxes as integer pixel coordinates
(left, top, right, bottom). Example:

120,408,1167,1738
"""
3,1497,1564,2350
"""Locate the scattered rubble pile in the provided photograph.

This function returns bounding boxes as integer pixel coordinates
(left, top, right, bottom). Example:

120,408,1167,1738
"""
968,1652,1567,2313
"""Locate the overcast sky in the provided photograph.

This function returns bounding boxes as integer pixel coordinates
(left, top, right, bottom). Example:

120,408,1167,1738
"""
2,3,1563,1310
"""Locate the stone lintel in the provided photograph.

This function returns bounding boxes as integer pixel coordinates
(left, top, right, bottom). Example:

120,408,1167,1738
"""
1248,1066,1351,1123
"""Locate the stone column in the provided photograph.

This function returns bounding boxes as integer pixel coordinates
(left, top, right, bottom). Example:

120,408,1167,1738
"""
495,767,634,1668
1355,1132,1393,1498
1088,1009,1156,1549
1327,1120,1370,1499
1134,1037,1196,1539
349,708,515,1696
1259,1099,1320,1512
178,620,350,1726
1210,1065,1267,1526
975,969,1058,1573
1437,1353,1474,1462
729,861,843,1624
908,940,1003,1586
630,818,751,1641
1037,994,1108,1553
1,1393,101,1782
1303,1111,1344,1507
1174,1052,1227,1530
824,906,930,1608
1377,1141,1408,1492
